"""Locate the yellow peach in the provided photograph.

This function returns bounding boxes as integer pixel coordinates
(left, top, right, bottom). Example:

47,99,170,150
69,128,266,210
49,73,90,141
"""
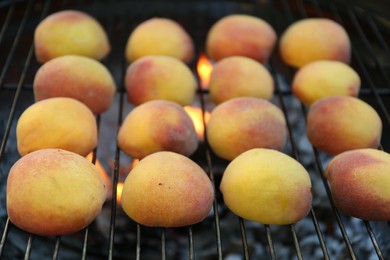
292,60,361,105
279,18,351,68
34,10,110,63
220,148,312,225
307,96,382,155
121,151,214,227
125,18,194,63
209,56,274,104
124,55,197,106
33,55,116,114
7,149,107,236
325,148,390,221
117,100,198,159
16,97,97,156
206,97,287,161
206,14,277,63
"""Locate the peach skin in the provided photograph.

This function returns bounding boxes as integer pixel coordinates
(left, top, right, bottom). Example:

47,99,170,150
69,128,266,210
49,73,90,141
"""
325,148,390,221
33,55,116,114
206,14,277,63
7,149,107,236
16,97,98,157
220,148,312,225
279,18,351,68
125,17,195,63
292,60,361,105
34,10,110,63
206,97,287,161
117,100,198,159
121,151,214,227
209,56,274,104
124,55,197,106
306,96,382,155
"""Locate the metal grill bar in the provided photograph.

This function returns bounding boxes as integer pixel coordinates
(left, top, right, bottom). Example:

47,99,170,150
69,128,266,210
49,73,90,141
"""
107,76,126,260
52,237,60,260
364,220,384,260
0,0,34,161
313,147,357,259
347,8,390,86
238,218,250,259
290,224,303,260
0,3,14,55
188,226,194,259
265,225,276,259
24,235,32,260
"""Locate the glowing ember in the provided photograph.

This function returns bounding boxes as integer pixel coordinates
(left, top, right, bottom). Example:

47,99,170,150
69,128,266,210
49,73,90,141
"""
197,53,213,89
184,106,210,140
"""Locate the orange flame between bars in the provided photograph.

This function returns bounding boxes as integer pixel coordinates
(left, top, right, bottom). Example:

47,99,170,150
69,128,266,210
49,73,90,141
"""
116,182,124,205
197,53,213,89
86,152,110,188
184,106,210,141
86,152,125,204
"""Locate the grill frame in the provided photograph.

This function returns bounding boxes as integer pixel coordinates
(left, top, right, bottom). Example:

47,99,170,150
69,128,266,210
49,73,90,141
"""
0,0,390,259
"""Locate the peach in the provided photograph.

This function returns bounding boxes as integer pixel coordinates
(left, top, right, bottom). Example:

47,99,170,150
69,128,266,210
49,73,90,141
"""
34,10,110,63
117,100,198,159
7,149,107,236
220,148,312,225
206,14,277,63
209,56,274,104
206,97,287,161
325,148,390,221
16,97,97,157
279,18,351,68
124,55,197,106
125,17,194,63
33,55,116,114
292,60,361,105
121,151,214,227
307,96,382,155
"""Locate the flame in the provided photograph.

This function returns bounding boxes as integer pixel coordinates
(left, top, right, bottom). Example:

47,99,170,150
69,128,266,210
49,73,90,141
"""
184,106,210,140
130,159,139,169
116,182,124,204
197,53,213,89
86,152,110,186
86,152,113,201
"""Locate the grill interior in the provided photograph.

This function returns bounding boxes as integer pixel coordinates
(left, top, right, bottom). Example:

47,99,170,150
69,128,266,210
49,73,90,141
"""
1,0,390,259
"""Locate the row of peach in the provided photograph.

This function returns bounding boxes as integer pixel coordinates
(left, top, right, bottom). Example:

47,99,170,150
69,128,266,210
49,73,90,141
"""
6,9,390,239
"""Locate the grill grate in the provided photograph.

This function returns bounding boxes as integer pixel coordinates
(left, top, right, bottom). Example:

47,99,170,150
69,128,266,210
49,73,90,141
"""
1,0,390,259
